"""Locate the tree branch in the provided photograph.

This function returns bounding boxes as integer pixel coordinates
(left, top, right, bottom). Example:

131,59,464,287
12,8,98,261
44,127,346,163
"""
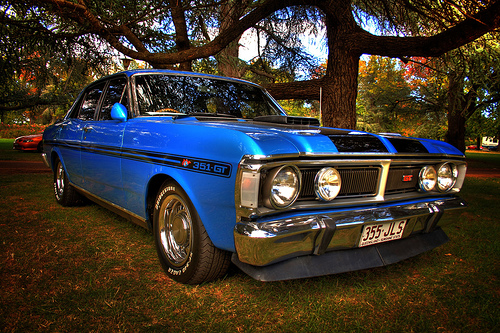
356,0,500,57
264,78,324,100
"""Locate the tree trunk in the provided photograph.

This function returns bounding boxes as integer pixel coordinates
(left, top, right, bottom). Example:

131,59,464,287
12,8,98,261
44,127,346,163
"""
266,1,360,129
168,0,192,71
445,72,467,153
319,0,360,129
216,1,248,78
217,40,244,78
320,54,359,129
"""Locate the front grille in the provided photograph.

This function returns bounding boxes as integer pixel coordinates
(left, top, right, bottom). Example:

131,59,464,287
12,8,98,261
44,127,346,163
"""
298,165,420,201
299,167,380,200
385,167,420,194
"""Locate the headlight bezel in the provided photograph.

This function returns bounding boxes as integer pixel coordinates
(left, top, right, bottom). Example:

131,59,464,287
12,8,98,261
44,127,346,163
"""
436,162,458,192
419,165,437,192
263,164,301,209
314,167,342,201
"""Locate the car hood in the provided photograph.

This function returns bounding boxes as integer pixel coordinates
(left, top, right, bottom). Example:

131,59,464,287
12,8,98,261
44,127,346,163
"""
172,117,464,157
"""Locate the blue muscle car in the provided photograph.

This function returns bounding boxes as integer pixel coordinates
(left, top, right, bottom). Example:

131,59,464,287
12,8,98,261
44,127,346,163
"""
42,70,467,284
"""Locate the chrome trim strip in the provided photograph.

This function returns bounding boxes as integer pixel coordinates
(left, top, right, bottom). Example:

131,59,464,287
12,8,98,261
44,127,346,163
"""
240,153,466,161
73,184,148,229
234,196,467,266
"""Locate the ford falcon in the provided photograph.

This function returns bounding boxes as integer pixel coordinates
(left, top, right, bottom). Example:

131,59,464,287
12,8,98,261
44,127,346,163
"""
42,70,467,284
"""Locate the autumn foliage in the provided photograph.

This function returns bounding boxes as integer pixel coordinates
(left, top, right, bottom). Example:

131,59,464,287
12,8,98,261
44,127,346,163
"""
0,124,48,139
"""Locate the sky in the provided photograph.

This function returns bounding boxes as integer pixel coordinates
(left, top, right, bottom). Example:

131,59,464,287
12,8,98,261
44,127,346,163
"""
238,27,328,63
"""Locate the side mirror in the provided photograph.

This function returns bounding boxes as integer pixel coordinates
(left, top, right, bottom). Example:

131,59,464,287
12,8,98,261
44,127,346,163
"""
111,103,128,122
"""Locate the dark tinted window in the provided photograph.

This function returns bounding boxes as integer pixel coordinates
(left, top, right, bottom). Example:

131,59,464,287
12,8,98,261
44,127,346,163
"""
100,78,127,120
134,74,284,119
79,82,106,121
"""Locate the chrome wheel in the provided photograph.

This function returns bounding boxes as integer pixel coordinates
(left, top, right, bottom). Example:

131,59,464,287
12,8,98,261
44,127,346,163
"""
55,161,65,200
158,194,193,267
53,158,82,206
153,181,231,284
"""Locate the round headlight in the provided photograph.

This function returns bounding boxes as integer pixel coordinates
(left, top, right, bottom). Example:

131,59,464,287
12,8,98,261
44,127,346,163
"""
315,167,341,201
419,165,437,192
268,165,301,208
437,163,458,192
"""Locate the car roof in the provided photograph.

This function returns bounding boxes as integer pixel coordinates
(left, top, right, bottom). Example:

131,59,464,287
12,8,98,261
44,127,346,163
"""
95,69,260,87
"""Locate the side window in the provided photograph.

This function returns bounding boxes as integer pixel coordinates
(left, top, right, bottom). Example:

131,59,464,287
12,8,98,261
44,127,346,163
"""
78,82,106,121
66,96,84,119
99,78,128,120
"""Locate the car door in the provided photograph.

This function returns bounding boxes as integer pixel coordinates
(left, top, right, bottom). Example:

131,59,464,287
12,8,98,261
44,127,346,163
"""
80,77,128,206
53,84,104,187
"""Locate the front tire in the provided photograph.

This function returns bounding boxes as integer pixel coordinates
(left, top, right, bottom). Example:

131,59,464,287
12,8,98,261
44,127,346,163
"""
153,181,230,284
54,158,83,206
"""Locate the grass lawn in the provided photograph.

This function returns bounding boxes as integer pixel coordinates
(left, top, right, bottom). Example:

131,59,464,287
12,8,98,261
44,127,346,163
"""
0,138,46,161
465,150,500,168
1,138,499,332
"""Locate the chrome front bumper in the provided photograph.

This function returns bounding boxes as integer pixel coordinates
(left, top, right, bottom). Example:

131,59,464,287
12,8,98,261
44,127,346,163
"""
233,196,467,267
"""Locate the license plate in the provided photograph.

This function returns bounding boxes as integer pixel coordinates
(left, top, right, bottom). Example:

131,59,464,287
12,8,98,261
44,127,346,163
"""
358,220,407,247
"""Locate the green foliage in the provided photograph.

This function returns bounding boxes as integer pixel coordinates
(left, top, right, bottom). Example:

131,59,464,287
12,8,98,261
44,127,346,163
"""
356,55,447,138
2,0,499,133
356,34,500,142
462,36,500,140
280,100,319,119
0,3,114,124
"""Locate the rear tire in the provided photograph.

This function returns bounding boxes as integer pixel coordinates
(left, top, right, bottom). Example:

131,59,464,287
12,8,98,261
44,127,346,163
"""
153,181,231,284
54,159,83,206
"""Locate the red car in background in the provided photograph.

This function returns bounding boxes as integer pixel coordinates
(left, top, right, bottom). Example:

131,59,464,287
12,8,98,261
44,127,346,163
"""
13,133,43,152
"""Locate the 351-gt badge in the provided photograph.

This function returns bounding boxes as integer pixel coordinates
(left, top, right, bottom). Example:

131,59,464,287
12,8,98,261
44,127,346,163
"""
180,158,231,177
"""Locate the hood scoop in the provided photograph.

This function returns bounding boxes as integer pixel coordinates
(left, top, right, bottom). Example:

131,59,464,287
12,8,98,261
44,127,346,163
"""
253,115,320,126
328,134,389,153
327,133,429,153
384,136,428,153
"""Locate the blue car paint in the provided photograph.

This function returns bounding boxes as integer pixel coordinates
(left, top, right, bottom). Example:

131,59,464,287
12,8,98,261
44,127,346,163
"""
80,119,127,206
118,117,309,251
420,138,465,155
51,119,85,186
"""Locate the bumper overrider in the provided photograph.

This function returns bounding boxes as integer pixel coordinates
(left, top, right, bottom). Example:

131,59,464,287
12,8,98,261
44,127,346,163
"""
232,196,467,281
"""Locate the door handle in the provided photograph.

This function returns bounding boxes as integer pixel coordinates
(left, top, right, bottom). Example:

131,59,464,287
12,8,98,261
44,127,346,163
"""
84,126,93,133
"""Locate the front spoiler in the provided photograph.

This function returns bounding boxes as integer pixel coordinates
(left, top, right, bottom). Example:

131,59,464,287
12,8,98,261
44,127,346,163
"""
232,227,449,281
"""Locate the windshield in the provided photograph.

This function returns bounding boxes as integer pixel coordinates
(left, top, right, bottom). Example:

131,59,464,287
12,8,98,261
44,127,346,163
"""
134,74,285,119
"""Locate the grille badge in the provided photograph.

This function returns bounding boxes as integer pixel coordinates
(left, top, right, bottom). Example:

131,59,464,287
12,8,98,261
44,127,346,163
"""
402,175,413,182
